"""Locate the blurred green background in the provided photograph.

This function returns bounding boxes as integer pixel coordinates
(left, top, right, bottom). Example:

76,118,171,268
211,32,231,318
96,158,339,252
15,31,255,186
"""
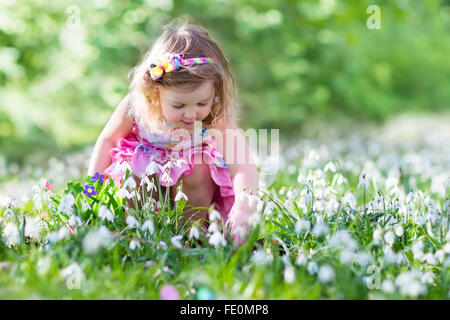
1,0,449,165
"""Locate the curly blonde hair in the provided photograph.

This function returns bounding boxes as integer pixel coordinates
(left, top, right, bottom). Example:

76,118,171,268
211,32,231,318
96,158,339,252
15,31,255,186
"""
128,18,240,134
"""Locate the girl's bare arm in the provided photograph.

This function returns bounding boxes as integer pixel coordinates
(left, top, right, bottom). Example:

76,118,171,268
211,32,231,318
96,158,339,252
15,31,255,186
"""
87,94,134,176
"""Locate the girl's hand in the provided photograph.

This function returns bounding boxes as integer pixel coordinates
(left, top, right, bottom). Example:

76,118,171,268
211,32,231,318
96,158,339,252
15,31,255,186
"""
226,207,253,247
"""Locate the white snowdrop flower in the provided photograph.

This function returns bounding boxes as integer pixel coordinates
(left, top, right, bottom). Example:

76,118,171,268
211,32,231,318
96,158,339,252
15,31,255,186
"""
443,243,450,254
171,235,183,249
421,271,434,285
295,219,311,234
355,252,373,266
158,241,167,250
406,191,417,203
318,265,335,283
315,214,324,225
251,249,268,265
384,231,395,246
415,215,425,226
312,224,329,237
426,212,438,225
58,193,75,215
284,199,294,209
128,190,141,201
256,200,265,213
173,158,186,168
406,203,415,219
307,261,318,275
4,222,20,247
324,161,336,173
45,231,59,243
140,175,150,187
126,215,139,229
395,225,404,237
264,201,277,214
209,231,227,248
3,208,15,218
403,280,426,297
32,191,41,204
24,217,42,239
324,186,337,198
334,173,347,186
118,161,132,174
284,265,296,284
300,190,313,206
281,255,291,266
248,212,261,225
445,230,450,242
82,226,112,254
389,199,401,211
237,191,248,204
329,229,357,251
60,262,84,281
383,248,398,265
81,201,91,212
247,194,258,208
444,199,450,212
145,162,160,176
434,249,445,263
2,195,18,208
144,260,155,269
286,188,299,199
313,199,325,212
341,192,357,210
129,240,140,250
296,252,308,266
116,187,131,199
231,225,246,239
208,222,219,233
37,257,51,276
162,266,174,274
141,219,155,234
326,196,339,217
357,172,369,190
57,226,69,240
381,280,395,294
174,189,188,202
423,253,436,265
99,205,114,222
160,171,173,184
340,250,354,264
141,176,157,193
188,225,200,240
373,193,384,211
209,209,222,222
411,241,424,260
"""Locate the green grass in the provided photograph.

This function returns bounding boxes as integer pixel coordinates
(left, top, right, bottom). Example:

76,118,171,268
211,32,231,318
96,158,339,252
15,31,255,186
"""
0,135,449,300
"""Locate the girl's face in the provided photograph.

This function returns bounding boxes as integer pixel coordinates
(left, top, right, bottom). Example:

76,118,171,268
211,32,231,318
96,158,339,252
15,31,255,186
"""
159,80,215,129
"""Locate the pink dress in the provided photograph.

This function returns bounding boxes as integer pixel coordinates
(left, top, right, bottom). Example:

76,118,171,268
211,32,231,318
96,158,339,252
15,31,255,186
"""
104,117,235,222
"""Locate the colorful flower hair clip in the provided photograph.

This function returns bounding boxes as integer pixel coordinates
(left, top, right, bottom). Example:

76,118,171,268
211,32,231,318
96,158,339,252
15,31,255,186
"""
148,53,213,81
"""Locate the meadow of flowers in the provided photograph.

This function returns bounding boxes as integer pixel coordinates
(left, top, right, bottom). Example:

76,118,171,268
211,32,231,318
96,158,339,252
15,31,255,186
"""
0,117,449,299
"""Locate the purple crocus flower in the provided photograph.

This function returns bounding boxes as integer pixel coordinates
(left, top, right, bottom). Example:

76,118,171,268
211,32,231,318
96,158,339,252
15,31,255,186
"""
91,172,105,185
83,184,97,198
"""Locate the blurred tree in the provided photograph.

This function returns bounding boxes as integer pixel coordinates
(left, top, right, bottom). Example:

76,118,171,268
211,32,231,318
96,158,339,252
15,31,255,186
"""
0,0,449,163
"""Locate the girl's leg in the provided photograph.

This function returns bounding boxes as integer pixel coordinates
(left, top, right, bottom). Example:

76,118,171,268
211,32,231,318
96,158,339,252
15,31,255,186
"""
172,155,216,229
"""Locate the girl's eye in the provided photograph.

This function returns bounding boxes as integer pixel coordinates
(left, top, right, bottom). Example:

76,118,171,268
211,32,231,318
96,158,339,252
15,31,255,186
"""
197,102,207,106
172,105,184,109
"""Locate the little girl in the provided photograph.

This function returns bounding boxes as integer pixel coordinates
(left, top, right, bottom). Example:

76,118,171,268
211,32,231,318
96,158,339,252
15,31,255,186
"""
87,20,258,245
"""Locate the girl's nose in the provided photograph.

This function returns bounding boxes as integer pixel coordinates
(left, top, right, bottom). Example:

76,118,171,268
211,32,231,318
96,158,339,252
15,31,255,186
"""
184,109,197,119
